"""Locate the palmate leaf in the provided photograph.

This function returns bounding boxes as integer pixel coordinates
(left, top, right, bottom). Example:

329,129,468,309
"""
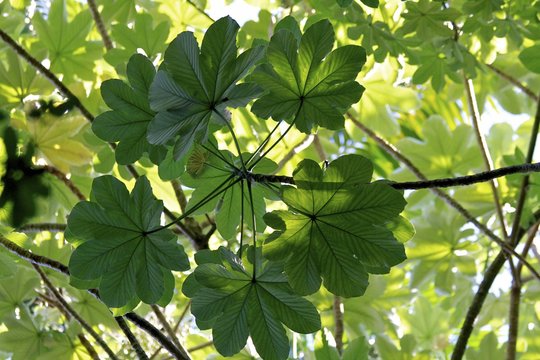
147,16,264,160
264,155,407,297
183,247,321,360
66,175,189,308
93,54,163,165
181,146,277,240
251,17,366,133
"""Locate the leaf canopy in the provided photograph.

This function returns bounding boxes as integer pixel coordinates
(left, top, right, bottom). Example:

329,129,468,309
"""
251,17,366,133
147,16,264,160
264,155,406,297
66,175,189,307
183,247,321,360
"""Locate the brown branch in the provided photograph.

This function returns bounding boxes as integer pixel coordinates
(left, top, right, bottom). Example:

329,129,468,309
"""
0,234,69,273
251,162,540,190
463,75,508,239
185,0,214,22
33,264,119,360
274,134,313,173
486,64,539,102
151,305,190,359
313,135,327,162
78,333,101,360
333,296,344,355
0,29,95,122
17,223,66,233
87,0,113,51
187,340,213,353
171,180,187,213
115,316,149,360
41,165,86,201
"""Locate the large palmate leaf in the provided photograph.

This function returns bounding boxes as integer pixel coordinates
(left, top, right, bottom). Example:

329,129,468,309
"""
251,17,366,133
264,155,407,297
183,247,320,360
181,146,277,240
93,54,162,165
66,175,189,307
147,16,264,160
32,0,102,81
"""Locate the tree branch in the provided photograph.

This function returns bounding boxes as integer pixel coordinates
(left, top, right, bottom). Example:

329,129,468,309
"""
87,0,113,51
0,234,69,273
41,165,86,201
463,75,508,239
486,64,539,102
0,29,95,122
186,0,214,22
151,305,190,359
115,316,149,360
333,296,344,355
17,223,66,233
249,162,540,190
33,264,119,360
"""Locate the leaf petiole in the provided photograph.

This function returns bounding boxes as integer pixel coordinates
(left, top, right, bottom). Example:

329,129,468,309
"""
147,174,240,234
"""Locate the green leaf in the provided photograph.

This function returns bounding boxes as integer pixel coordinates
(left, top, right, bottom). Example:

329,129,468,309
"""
401,0,461,40
66,175,189,307
184,247,321,360
32,0,101,81
360,0,379,7
519,45,540,73
396,116,483,178
147,16,264,160
251,18,366,133
264,155,406,297
105,13,170,67
93,54,162,165
181,147,276,240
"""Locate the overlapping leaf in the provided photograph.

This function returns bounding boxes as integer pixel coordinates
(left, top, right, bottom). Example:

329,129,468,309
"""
181,146,276,240
183,247,321,360
251,17,366,133
147,16,264,160
264,155,407,297
66,175,189,307
93,54,162,165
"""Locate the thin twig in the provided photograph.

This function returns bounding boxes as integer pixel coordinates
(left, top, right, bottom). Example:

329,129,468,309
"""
17,223,67,233
463,75,508,239
486,64,538,102
171,180,187,213
186,0,214,22
507,221,540,360
151,305,190,359
115,316,149,360
87,0,113,50
41,165,86,201
452,91,540,359
33,264,119,360
77,333,101,360
187,340,213,353
312,135,327,162
0,29,95,121
125,312,191,360
274,135,313,173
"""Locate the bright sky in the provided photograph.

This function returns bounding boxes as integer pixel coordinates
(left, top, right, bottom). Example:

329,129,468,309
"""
206,0,261,25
